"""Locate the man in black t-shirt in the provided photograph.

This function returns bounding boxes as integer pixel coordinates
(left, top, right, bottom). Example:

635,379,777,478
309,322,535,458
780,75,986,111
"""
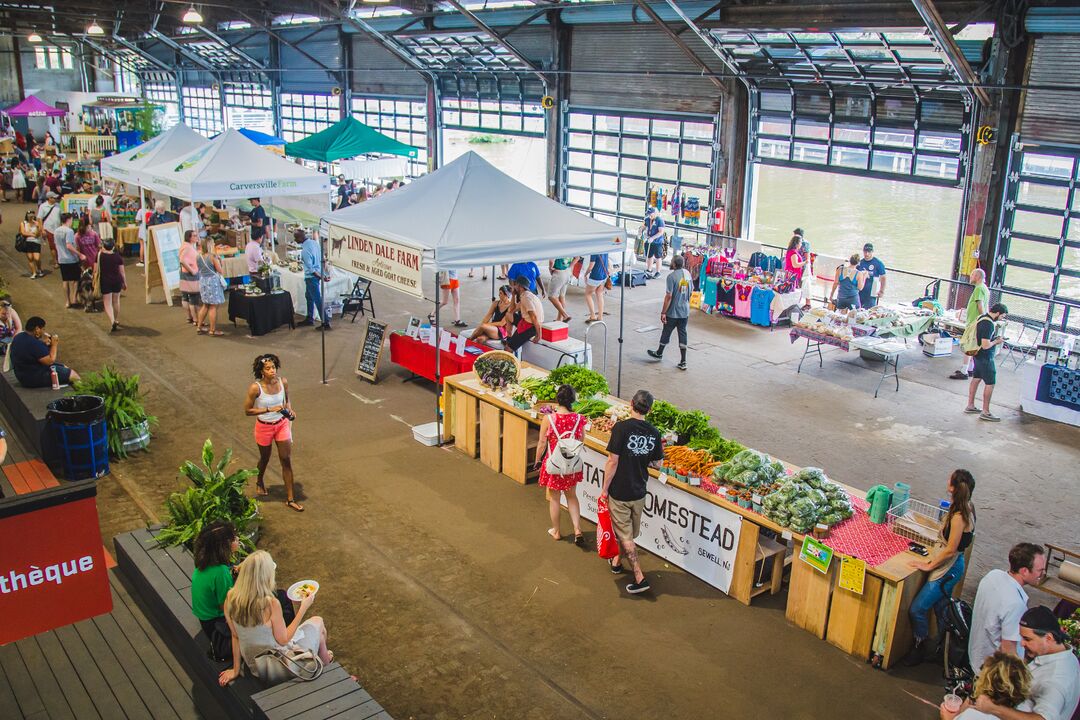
248,197,268,243
965,302,1008,422
9,316,79,387
602,389,664,594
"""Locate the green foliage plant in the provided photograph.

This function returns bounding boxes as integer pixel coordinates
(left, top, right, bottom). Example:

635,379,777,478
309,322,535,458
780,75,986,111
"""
70,365,157,458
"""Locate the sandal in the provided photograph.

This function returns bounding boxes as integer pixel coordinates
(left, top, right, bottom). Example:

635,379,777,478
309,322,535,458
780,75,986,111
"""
255,482,269,497
547,528,560,541
285,499,305,512
196,328,208,335
574,533,584,546
210,330,224,336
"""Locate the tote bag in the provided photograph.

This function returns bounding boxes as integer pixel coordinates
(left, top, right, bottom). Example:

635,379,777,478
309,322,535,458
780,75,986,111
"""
596,496,620,559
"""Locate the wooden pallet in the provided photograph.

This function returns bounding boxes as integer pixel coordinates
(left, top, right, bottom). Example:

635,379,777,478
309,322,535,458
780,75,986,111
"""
115,529,392,719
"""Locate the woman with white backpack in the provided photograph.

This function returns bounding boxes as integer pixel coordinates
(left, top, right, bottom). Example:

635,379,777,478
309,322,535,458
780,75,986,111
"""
534,384,589,544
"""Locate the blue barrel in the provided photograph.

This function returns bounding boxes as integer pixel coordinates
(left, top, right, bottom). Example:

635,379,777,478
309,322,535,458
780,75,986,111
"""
47,396,109,481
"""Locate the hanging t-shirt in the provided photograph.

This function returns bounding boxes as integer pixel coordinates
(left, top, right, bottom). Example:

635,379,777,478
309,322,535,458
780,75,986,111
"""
734,283,753,319
750,287,775,327
717,279,736,315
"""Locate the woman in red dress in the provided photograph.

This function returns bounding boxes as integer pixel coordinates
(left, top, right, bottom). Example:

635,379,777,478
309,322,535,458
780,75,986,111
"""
534,384,588,544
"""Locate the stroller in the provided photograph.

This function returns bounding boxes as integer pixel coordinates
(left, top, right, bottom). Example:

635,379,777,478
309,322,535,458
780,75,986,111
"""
940,596,976,696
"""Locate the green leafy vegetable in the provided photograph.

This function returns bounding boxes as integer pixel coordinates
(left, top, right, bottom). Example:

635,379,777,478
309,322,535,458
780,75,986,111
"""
645,400,681,433
572,398,611,418
548,365,610,398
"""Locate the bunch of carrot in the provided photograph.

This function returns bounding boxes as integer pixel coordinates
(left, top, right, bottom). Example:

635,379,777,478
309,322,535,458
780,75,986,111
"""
663,446,723,476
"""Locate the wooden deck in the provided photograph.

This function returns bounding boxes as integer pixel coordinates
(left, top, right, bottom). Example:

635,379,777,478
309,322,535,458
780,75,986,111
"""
0,570,201,720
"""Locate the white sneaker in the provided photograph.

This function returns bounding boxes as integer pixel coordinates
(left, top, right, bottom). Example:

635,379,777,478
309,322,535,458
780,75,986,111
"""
136,261,145,267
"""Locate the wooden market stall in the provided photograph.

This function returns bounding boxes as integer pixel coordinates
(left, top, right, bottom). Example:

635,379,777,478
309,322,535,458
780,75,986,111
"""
442,365,935,669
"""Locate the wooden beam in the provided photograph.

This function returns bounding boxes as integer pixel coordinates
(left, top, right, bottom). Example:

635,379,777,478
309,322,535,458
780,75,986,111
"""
910,0,991,106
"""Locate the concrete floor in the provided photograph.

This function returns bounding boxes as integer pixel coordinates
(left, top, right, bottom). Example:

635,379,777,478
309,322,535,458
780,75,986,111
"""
2,202,1076,719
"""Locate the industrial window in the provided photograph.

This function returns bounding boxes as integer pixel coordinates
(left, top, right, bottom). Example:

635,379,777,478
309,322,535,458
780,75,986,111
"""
562,108,716,240
440,76,545,138
223,82,274,136
144,82,181,129
753,86,969,187
181,86,223,137
34,47,74,71
996,139,1080,332
350,95,428,177
280,93,340,143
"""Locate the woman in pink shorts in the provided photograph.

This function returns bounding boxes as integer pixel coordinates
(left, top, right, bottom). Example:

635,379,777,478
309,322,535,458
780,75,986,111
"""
243,354,303,511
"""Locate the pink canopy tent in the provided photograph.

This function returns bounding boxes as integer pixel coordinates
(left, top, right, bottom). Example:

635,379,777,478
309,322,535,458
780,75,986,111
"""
4,95,65,118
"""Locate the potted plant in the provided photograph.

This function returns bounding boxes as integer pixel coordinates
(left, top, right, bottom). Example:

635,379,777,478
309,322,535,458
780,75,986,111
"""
155,439,260,555
70,365,157,458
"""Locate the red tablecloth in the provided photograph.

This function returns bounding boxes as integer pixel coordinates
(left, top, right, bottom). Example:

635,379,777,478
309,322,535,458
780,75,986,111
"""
389,332,487,384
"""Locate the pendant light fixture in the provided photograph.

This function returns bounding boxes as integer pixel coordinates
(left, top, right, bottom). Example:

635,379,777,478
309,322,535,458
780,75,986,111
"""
182,6,204,23
28,32,43,43
86,19,105,35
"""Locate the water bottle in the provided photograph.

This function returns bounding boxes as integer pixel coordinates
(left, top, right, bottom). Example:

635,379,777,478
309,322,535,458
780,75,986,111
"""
50,367,59,390
937,499,951,521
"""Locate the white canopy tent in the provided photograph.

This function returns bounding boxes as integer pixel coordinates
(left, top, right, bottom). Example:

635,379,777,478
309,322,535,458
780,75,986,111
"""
141,128,330,201
322,151,626,279
99,123,208,187
321,151,630,435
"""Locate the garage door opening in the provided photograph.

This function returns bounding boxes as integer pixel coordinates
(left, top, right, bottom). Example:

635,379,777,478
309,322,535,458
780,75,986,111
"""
750,164,962,302
442,129,547,195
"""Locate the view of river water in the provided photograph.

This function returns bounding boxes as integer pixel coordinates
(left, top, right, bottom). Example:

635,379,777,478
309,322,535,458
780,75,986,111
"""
441,132,1041,304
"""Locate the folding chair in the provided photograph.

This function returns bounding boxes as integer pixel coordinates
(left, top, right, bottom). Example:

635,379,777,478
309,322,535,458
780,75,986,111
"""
340,277,375,322
1001,319,1044,369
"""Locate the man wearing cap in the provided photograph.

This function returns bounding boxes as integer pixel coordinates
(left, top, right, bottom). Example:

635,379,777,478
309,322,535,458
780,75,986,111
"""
644,207,666,279
36,191,61,268
972,605,1079,720
857,243,887,308
968,543,1046,672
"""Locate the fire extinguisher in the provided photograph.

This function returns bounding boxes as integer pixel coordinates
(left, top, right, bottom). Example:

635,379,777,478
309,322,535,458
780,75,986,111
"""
711,207,726,233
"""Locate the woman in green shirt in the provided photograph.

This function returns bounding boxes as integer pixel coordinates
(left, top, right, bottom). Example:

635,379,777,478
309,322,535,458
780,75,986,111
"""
192,520,238,639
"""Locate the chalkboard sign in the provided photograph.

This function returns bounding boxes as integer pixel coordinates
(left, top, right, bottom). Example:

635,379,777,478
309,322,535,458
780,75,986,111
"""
355,319,388,382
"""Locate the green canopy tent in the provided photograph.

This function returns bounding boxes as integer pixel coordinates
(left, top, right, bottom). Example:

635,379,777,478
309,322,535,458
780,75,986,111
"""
284,116,419,162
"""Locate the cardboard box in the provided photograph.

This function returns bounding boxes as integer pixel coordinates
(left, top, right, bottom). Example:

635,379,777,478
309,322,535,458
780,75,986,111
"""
922,334,953,357
541,322,569,342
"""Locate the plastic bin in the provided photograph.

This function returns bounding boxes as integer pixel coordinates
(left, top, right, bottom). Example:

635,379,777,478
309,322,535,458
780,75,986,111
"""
47,395,109,481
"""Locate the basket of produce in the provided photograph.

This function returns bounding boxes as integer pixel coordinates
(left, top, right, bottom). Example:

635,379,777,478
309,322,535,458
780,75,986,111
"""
473,350,520,389
587,404,630,443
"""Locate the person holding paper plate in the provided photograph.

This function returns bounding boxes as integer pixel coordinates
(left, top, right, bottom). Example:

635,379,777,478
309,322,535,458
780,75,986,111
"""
218,550,336,688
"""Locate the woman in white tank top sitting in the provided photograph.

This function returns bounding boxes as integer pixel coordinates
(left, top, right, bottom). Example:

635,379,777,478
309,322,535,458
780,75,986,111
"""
218,550,335,688
243,354,303,511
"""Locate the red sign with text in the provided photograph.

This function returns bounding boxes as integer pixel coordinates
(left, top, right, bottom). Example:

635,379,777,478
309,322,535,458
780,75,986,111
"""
0,496,112,644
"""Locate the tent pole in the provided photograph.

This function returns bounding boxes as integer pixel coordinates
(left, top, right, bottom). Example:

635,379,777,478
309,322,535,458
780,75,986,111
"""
435,271,442,444
490,266,495,302
618,247,626,398
320,231,327,384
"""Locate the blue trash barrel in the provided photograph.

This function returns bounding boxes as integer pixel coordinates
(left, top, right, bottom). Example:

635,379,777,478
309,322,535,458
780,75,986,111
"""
47,395,109,481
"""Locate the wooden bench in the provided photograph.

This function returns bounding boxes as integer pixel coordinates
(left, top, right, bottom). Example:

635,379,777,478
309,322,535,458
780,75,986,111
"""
115,529,392,720
0,367,55,456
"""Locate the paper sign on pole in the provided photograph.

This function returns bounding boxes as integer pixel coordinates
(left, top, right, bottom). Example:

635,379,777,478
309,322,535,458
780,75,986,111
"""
567,447,742,594
838,556,866,595
326,225,424,298
800,536,835,575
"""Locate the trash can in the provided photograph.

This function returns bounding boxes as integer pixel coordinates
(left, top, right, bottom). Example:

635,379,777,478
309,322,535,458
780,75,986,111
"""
47,395,109,481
